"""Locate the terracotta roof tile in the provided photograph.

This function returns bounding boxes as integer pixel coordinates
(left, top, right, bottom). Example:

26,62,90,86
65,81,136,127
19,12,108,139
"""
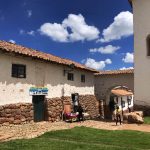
0,40,98,73
111,89,133,96
95,69,134,76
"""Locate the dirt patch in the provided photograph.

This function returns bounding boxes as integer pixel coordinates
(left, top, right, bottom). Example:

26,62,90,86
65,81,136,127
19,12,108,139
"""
0,120,150,141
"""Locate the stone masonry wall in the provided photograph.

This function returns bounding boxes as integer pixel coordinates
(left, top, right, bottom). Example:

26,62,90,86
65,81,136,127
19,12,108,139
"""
45,98,63,122
78,95,99,118
0,103,33,125
45,95,100,121
0,95,99,125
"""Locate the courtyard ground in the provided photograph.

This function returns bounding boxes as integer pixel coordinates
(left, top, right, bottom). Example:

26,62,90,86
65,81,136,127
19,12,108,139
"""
0,126,150,150
1,120,150,141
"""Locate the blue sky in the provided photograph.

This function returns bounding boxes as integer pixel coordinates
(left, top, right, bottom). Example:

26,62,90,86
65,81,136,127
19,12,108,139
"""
0,0,134,70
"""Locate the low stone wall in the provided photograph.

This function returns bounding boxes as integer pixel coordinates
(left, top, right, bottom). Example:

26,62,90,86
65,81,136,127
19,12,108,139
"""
79,95,99,118
0,95,99,125
0,103,33,125
46,95,99,120
134,105,150,116
45,98,63,122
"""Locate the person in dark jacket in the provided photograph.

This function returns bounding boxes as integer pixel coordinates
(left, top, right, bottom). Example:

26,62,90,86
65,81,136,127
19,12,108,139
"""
77,105,84,122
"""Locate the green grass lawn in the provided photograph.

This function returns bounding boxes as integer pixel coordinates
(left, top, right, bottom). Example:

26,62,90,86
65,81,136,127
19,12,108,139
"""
144,117,150,124
0,127,150,150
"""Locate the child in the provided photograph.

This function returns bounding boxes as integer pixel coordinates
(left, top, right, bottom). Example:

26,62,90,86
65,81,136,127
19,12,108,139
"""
116,105,122,125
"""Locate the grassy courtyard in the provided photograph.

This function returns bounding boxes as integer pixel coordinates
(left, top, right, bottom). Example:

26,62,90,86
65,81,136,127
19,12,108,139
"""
0,127,150,150
144,117,150,124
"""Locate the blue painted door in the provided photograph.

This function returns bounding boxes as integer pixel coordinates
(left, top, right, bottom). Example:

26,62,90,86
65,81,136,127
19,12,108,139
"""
33,95,45,122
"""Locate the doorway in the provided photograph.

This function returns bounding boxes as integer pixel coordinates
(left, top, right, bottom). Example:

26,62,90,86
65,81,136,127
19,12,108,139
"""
71,93,79,112
32,95,45,122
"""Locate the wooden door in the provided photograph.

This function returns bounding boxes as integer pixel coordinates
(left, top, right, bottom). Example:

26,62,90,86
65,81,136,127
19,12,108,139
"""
32,95,45,122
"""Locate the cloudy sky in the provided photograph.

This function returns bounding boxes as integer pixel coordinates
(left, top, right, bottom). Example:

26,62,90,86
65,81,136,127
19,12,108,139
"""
0,0,134,70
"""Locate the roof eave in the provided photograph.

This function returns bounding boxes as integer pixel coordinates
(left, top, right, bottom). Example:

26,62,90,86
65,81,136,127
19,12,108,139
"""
0,47,98,73
128,0,133,7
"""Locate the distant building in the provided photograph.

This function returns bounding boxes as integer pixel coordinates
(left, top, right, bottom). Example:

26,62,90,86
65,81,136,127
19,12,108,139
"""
94,70,134,118
111,88,134,113
0,41,99,124
129,0,150,115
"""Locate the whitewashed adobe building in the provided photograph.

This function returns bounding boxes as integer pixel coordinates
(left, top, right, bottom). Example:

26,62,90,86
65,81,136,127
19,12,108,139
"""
0,40,99,124
111,88,134,113
129,0,150,115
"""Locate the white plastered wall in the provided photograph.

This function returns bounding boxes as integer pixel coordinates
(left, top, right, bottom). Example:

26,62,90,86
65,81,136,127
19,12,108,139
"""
0,53,94,105
132,0,150,105
114,96,134,111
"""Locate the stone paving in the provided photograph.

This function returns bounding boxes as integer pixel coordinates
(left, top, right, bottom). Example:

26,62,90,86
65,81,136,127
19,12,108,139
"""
0,120,150,142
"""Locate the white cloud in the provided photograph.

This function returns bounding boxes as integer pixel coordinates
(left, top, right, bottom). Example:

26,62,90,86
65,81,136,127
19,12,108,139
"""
105,58,112,64
122,52,134,63
19,29,35,36
84,58,112,70
39,23,69,42
27,10,32,18
19,29,25,34
98,11,133,43
89,45,120,54
120,66,134,70
27,30,35,36
62,14,100,42
9,39,16,44
39,14,100,42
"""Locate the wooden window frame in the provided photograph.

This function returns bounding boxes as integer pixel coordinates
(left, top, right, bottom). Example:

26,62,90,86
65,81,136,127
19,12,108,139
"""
12,64,26,78
81,74,85,83
67,73,74,81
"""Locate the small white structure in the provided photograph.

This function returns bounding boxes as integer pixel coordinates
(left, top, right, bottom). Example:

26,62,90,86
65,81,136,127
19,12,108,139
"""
111,88,134,113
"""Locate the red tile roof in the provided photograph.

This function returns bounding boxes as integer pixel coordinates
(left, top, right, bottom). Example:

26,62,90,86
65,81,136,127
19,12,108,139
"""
95,69,134,76
111,89,133,96
0,40,98,73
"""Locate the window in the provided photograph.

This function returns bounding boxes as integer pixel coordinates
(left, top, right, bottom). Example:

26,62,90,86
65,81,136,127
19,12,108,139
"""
121,98,125,108
127,96,132,105
146,35,150,56
67,73,74,81
12,64,26,78
127,99,131,105
81,74,85,82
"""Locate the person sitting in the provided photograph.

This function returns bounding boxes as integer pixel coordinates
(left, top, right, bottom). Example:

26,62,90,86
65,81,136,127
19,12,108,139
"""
116,105,122,125
77,104,84,122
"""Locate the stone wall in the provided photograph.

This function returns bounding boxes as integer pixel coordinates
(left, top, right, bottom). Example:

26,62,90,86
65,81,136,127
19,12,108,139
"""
0,103,33,125
45,95,100,120
78,95,99,118
45,98,63,122
134,105,150,116
0,95,99,125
